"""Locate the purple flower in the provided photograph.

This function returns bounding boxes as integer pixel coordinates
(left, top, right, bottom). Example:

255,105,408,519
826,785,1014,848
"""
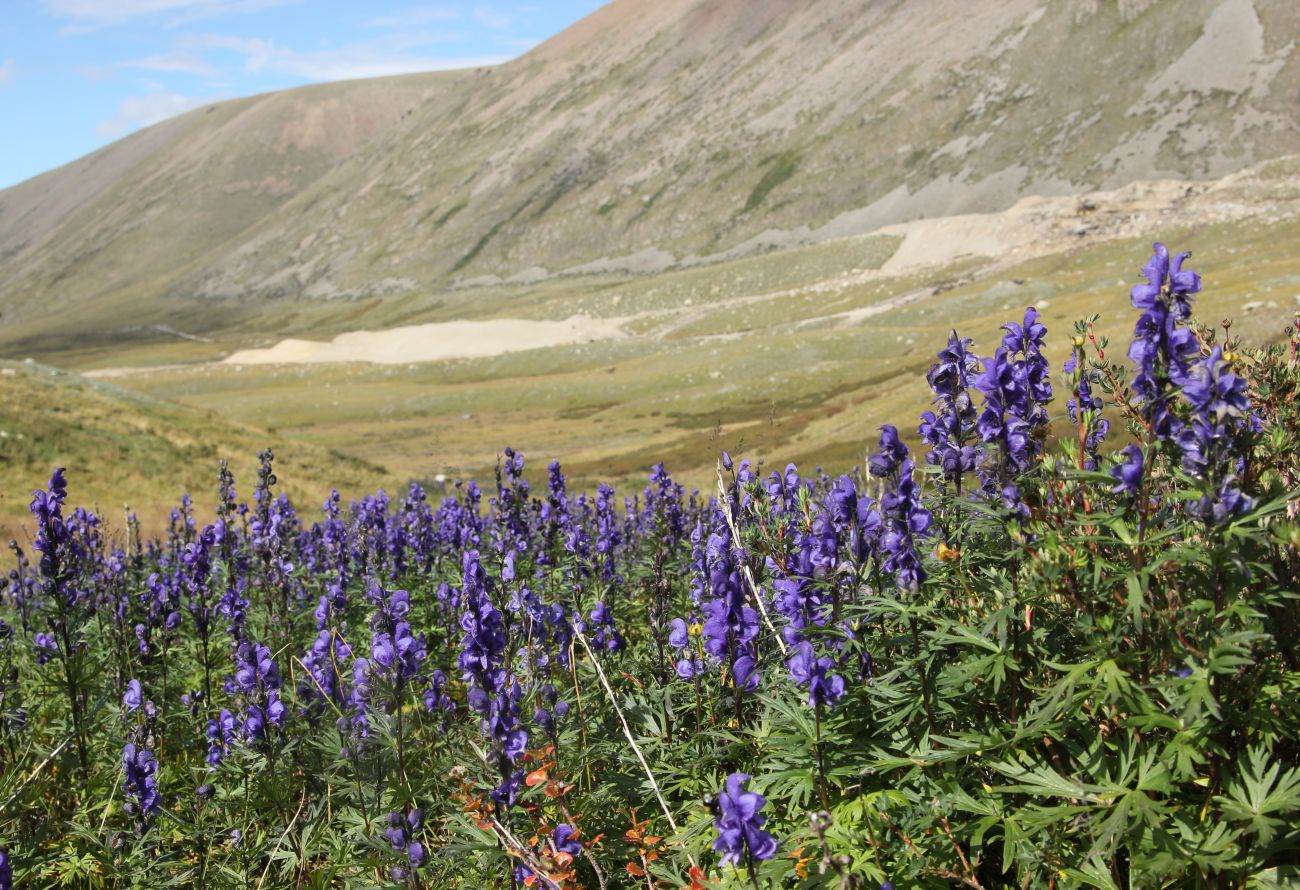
712,772,778,867
1177,349,1254,525
1181,346,1250,425
424,669,456,716
1128,244,1202,438
587,601,623,652
33,632,57,665
232,641,283,743
206,708,236,765
1065,353,1109,468
123,679,143,712
974,308,1052,488
868,426,908,478
877,454,933,591
384,809,426,873
786,642,846,708
553,824,583,858
1111,446,1144,495
700,530,761,693
122,742,160,820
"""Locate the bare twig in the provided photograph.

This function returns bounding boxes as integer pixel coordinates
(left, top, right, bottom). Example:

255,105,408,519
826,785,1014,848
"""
0,734,73,817
715,463,788,656
575,631,699,870
257,790,307,890
489,818,565,890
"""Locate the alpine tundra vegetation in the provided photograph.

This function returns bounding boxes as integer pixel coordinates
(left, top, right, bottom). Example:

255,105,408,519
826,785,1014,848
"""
1,244,1299,888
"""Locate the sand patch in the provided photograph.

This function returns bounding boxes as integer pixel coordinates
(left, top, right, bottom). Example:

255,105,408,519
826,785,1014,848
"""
221,315,627,366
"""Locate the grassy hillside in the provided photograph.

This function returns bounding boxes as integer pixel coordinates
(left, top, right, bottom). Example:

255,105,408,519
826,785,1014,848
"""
92,174,1300,498
0,361,388,542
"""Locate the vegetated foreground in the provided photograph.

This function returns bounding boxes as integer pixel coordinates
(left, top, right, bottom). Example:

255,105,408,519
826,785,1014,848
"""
2,244,1299,889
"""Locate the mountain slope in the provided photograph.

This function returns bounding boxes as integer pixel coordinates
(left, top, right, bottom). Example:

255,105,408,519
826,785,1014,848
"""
1,0,1297,353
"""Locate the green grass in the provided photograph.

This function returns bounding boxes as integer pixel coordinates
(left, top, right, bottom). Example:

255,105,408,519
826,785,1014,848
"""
744,150,801,213
0,361,387,541
7,210,1296,528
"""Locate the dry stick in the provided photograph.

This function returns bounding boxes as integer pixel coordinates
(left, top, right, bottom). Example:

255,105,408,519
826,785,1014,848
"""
575,631,700,871
489,817,565,890
0,734,73,817
714,464,788,656
256,790,307,890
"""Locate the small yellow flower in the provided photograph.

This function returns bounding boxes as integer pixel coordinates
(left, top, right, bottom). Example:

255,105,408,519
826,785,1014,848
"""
688,622,703,637
935,542,960,562
1071,335,1085,349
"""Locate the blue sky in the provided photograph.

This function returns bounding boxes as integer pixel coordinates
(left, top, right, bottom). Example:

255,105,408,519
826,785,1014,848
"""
0,0,606,189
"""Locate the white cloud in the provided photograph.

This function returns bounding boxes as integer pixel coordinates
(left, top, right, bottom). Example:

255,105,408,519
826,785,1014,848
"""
41,0,294,29
123,52,218,76
95,89,213,140
363,6,459,30
0,60,14,89
192,33,509,81
473,5,513,29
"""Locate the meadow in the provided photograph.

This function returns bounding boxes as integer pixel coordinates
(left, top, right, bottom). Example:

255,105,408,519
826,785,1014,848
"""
1,242,1298,888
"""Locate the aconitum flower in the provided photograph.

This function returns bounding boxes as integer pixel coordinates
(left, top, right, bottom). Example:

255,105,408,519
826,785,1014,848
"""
701,530,761,693
787,642,845,708
1065,353,1109,469
712,772,778,867
206,709,236,765
920,331,982,486
871,433,933,590
868,426,909,478
1180,346,1250,427
974,308,1052,480
423,669,456,716
123,679,143,712
370,621,427,687
1128,244,1201,438
552,824,583,860
1177,347,1254,525
33,633,57,665
1111,446,1144,495
122,742,160,820
0,847,10,890
667,615,708,679
458,551,508,707
232,641,284,741
587,601,623,652
384,809,425,882
299,629,354,713
825,474,880,566
770,538,829,647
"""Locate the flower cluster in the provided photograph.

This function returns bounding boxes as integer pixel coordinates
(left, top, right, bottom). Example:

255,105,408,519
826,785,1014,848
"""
712,772,778,867
384,809,425,882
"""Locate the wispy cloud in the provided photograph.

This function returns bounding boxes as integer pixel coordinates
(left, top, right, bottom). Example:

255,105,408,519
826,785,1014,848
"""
123,51,218,76
472,5,512,29
191,32,507,80
363,6,458,30
40,0,295,29
0,60,14,89
95,88,213,139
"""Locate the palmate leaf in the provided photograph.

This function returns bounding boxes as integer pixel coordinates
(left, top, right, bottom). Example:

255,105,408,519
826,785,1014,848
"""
1217,746,1300,846
1061,856,1123,890
987,759,1104,802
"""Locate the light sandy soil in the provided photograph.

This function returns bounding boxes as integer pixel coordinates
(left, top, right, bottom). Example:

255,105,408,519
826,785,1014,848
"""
219,315,628,366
